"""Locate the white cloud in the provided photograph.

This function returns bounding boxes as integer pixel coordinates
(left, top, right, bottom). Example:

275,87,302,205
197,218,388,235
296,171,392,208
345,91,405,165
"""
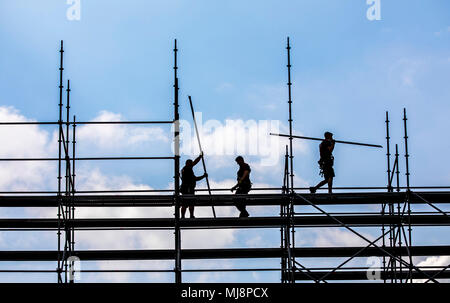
298,228,376,247
417,255,450,267
246,235,264,248
77,110,169,151
0,106,56,191
75,167,153,193
80,260,173,283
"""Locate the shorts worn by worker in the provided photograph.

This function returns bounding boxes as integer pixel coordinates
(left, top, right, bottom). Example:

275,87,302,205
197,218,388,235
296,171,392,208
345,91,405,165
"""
319,157,335,180
180,186,195,207
323,165,335,180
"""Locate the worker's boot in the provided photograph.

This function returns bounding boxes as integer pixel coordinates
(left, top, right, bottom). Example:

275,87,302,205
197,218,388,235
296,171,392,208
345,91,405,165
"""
239,209,249,218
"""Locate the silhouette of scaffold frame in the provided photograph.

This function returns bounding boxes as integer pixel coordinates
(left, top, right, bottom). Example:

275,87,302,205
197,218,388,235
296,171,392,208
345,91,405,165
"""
0,39,449,284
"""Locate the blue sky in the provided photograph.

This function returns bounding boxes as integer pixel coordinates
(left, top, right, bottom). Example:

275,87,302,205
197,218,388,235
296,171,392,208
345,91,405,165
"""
0,0,449,282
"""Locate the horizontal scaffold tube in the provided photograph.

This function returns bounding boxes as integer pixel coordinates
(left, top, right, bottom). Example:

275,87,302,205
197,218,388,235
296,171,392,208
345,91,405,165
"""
0,215,448,229
0,246,449,261
0,192,448,207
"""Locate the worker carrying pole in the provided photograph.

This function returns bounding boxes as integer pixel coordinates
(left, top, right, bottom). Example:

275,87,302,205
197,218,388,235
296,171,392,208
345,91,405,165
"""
270,133,383,148
271,131,382,194
310,132,336,194
188,96,217,218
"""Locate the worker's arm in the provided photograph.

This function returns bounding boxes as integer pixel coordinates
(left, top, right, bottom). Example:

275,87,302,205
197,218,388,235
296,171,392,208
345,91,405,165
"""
195,173,207,181
192,152,203,166
239,170,249,182
328,140,335,152
231,169,250,192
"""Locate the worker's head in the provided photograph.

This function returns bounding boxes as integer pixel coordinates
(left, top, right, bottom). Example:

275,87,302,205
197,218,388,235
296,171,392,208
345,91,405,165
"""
185,159,193,167
324,132,333,140
235,156,244,165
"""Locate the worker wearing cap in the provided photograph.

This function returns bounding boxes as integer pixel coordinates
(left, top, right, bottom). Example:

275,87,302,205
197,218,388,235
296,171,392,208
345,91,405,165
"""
310,132,335,194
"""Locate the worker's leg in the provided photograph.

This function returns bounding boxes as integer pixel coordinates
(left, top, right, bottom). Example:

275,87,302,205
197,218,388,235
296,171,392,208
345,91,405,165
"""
235,187,250,217
327,177,333,194
180,191,190,218
327,167,335,194
310,179,327,193
181,206,187,219
189,205,195,218
316,179,328,189
234,190,245,213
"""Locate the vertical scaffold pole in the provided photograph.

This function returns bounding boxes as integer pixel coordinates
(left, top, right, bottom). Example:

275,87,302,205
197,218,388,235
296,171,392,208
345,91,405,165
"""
385,111,392,192
71,115,76,281
173,39,182,284
403,108,410,191
286,37,294,193
57,40,64,283
403,108,413,282
395,145,400,192
382,111,391,282
280,145,289,282
286,37,296,283
64,79,71,283
66,79,72,254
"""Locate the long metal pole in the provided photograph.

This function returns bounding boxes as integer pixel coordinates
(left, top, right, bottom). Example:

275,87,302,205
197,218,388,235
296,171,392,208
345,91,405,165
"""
394,144,400,282
270,133,383,148
403,108,413,282
173,39,182,284
0,120,174,125
66,79,71,250
281,145,289,282
286,37,296,283
64,79,71,283
385,111,392,191
383,111,390,282
403,108,410,190
395,144,400,192
71,115,76,259
57,40,64,283
286,37,294,193
188,96,216,218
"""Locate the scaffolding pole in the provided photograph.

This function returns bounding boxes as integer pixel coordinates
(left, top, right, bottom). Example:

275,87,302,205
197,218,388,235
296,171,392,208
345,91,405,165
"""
173,39,182,284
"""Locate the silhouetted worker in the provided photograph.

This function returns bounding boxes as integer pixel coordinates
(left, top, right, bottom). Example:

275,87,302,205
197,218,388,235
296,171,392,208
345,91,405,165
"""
231,156,251,217
180,153,207,219
310,132,335,194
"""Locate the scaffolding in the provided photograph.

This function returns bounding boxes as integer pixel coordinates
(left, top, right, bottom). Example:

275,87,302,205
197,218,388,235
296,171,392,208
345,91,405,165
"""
0,39,449,283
